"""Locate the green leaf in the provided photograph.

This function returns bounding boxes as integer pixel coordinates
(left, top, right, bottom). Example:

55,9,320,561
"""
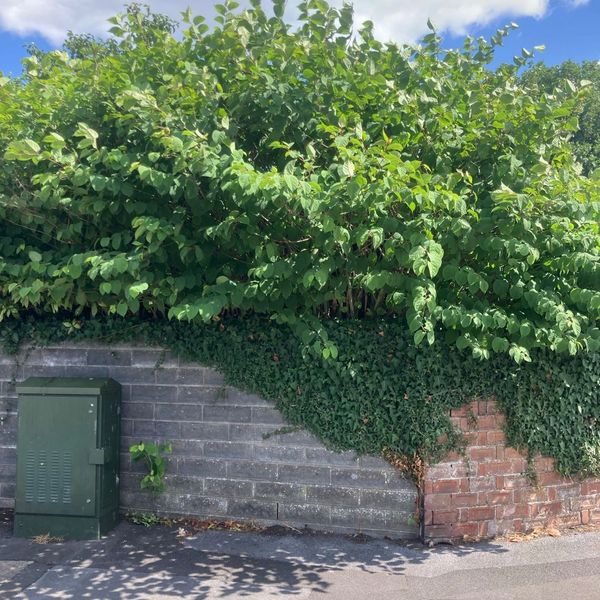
4,139,41,161
129,282,149,298
74,122,99,149
341,161,355,178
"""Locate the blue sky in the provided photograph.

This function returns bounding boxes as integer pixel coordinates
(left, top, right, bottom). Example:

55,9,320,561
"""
0,1,598,76
445,0,600,66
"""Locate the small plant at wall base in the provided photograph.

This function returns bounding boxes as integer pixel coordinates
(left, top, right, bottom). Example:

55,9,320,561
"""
129,441,172,493
125,512,165,528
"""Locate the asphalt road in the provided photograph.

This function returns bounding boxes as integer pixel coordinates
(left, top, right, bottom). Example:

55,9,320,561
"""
1,515,600,599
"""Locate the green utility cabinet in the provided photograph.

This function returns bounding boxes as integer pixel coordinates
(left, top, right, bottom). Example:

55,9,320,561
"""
14,377,121,539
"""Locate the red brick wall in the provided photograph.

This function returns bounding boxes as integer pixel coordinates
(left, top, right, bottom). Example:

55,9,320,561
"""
423,399,600,541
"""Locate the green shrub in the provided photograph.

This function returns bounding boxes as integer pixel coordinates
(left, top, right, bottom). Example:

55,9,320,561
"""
522,60,600,176
0,1,597,361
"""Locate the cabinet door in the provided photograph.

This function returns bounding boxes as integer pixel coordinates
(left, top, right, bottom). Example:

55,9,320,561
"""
16,395,98,516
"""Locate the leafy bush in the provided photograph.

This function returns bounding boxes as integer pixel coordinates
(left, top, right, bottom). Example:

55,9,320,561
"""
522,60,600,176
0,1,597,362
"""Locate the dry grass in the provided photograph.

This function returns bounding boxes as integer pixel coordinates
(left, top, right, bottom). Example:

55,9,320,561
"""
179,517,265,533
500,521,600,543
501,526,562,543
32,533,64,544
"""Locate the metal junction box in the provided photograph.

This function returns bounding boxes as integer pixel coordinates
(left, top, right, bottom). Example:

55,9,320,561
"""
14,377,121,539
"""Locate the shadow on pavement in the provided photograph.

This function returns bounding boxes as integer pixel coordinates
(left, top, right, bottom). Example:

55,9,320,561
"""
0,510,509,599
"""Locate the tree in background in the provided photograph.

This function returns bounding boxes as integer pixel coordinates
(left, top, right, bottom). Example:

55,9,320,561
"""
523,60,600,176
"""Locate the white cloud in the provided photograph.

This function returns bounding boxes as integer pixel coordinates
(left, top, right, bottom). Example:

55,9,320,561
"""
350,0,549,43
0,0,199,43
0,0,582,45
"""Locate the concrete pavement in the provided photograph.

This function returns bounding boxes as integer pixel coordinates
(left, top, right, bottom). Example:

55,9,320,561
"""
1,513,600,599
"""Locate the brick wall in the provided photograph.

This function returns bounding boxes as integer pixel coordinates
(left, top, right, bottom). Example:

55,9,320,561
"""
423,399,600,541
0,343,418,538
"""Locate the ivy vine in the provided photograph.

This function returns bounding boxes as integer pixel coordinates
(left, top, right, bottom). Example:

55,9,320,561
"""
2,315,598,485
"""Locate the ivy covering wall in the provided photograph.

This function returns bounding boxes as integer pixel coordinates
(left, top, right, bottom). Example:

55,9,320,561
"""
2,316,598,481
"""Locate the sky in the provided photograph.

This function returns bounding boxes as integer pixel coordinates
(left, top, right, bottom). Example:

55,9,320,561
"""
0,0,598,76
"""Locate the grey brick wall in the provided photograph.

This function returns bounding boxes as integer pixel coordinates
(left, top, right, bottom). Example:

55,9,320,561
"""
0,343,418,538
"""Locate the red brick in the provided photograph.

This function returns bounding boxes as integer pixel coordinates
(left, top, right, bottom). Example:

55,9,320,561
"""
555,514,583,528
497,503,529,519
434,510,460,524
425,405,600,541
453,522,480,538
427,464,456,479
466,400,479,417
590,509,600,523
515,504,530,518
580,496,600,509
478,521,490,538
449,463,469,478
476,415,498,430
530,501,563,518
469,447,497,461
503,447,524,460
478,461,513,476
467,506,495,521
538,471,567,486
425,493,452,510
452,493,480,507
487,431,506,444
555,484,581,500
425,524,455,539
581,480,600,495
502,476,531,490
486,491,513,505
463,431,487,445
512,519,524,532
443,451,463,462
533,457,555,473
433,479,461,494
514,488,545,504
508,459,528,473
470,477,496,492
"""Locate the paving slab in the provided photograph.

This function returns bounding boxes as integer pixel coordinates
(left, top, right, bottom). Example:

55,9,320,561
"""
0,560,30,582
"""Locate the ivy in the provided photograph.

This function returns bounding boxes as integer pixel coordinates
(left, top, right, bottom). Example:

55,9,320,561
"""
2,315,598,482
